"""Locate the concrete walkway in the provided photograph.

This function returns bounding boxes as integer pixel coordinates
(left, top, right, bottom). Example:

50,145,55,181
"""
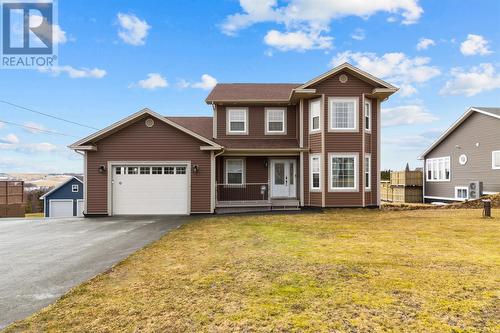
0,215,191,328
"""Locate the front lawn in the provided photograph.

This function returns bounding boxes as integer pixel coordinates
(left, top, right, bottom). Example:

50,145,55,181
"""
6,209,499,332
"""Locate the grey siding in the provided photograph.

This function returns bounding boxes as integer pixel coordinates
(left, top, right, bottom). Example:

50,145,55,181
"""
424,112,500,199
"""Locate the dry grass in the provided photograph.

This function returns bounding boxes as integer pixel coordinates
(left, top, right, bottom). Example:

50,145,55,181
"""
24,213,44,218
5,209,500,332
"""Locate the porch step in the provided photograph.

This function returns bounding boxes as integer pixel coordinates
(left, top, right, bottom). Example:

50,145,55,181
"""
271,199,300,211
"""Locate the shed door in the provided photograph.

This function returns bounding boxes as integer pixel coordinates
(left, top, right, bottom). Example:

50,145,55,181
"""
112,165,189,215
76,200,84,217
49,200,74,218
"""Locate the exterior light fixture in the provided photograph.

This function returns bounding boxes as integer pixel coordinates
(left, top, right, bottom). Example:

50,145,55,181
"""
264,160,268,168
98,165,106,173
192,165,199,173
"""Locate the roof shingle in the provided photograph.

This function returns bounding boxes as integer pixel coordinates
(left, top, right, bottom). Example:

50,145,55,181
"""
205,83,301,102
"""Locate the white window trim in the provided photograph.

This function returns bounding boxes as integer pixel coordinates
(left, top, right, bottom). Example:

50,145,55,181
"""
224,158,246,185
72,184,79,192
364,100,371,132
328,97,359,132
328,153,359,192
309,154,321,191
365,153,371,191
226,107,248,135
425,156,451,182
492,150,500,170
265,107,287,135
455,186,469,201
309,98,321,134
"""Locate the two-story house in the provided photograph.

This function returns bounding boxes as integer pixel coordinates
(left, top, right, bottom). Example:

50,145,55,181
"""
70,63,397,216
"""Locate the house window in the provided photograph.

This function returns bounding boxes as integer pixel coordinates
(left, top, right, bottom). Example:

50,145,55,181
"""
310,154,321,190
364,100,371,132
365,154,371,191
227,108,248,134
225,159,244,184
309,99,321,133
455,187,468,200
329,97,358,131
492,151,500,169
425,157,451,181
140,167,151,174
72,184,79,192
330,153,358,191
266,108,286,134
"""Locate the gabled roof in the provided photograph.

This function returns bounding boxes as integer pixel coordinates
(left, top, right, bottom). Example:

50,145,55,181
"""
297,62,398,90
69,108,222,150
419,106,500,159
205,63,397,104
206,83,301,103
40,176,83,199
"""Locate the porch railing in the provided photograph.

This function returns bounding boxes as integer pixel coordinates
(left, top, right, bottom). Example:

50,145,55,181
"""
216,183,269,205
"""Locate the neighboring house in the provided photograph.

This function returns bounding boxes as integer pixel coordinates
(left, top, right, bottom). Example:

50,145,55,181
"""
419,107,500,202
69,63,397,216
40,176,84,217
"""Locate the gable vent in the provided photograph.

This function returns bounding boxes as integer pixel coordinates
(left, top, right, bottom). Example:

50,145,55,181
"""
145,118,155,128
339,74,348,83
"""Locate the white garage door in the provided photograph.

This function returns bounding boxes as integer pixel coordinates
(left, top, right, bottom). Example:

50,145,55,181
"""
112,165,189,215
49,200,74,218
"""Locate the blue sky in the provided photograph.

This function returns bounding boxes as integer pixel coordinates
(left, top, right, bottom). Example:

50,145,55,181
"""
1,0,499,173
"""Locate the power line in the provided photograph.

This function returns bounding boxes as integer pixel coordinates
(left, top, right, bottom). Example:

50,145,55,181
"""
0,99,99,130
0,119,79,138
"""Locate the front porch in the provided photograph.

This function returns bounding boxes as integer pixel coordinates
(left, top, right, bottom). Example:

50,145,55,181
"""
215,155,301,212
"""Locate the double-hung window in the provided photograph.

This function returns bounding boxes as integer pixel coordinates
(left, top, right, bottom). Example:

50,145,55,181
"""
225,159,245,185
329,97,358,131
227,108,248,134
266,108,286,134
365,154,371,191
425,157,451,181
455,187,468,200
309,99,321,133
492,150,500,169
330,153,358,191
310,154,321,190
364,100,371,132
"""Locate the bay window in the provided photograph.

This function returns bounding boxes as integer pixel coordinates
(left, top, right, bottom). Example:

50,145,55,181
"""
310,154,321,190
329,97,358,131
329,153,358,191
309,99,321,133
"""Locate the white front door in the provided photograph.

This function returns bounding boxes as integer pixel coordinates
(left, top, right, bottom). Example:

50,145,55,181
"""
270,159,297,198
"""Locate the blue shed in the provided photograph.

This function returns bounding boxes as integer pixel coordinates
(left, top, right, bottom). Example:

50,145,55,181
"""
40,176,84,218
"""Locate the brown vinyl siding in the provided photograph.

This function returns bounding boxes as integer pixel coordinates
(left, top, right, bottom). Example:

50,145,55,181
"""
424,112,500,199
85,115,211,214
311,71,378,207
217,105,297,139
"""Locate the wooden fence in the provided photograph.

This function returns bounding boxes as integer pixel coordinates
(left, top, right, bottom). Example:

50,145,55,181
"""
0,181,25,218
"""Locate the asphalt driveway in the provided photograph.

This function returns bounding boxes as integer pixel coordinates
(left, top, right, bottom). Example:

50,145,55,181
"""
0,215,192,329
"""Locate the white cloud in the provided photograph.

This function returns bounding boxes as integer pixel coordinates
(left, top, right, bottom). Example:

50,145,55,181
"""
0,122,4,129
23,122,46,134
39,65,106,79
264,29,332,51
27,15,69,45
0,134,19,144
383,128,442,146
117,13,151,46
440,63,500,97
178,74,218,90
19,142,57,153
351,28,365,41
416,38,435,50
131,73,168,90
330,51,440,96
221,0,422,52
382,105,438,127
222,0,423,36
460,34,492,56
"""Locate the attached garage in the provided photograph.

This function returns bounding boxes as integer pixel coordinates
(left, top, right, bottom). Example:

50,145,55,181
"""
110,164,190,215
69,109,220,216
